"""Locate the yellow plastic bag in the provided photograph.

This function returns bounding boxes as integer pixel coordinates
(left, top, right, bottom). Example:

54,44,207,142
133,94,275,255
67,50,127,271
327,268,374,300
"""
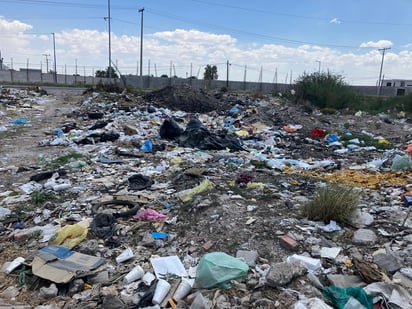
176,179,215,203
50,219,91,249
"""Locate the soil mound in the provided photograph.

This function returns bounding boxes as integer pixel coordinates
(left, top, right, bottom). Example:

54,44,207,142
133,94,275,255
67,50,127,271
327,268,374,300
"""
144,85,227,113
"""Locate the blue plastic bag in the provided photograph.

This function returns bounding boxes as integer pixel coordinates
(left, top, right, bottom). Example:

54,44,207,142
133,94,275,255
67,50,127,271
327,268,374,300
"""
140,140,153,152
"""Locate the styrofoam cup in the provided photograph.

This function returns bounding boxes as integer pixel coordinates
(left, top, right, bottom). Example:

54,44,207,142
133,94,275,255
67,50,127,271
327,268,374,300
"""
124,265,144,284
152,279,171,305
116,247,134,263
142,272,156,286
173,279,192,301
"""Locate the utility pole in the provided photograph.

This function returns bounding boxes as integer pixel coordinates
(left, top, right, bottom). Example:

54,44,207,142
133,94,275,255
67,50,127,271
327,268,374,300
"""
42,54,50,72
226,60,231,88
51,32,57,83
139,7,144,77
377,47,390,96
105,0,112,80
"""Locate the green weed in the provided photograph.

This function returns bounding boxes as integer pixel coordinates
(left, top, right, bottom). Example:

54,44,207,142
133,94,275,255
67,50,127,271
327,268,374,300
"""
48,152,83,169
300,183,359,224
31,190,56,206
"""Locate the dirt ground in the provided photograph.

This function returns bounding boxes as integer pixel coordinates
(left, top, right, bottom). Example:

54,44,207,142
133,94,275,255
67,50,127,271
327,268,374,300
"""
1,85,412,308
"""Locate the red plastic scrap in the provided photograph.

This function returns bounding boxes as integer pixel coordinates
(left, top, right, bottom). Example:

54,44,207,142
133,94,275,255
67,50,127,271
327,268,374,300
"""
309,127,326,138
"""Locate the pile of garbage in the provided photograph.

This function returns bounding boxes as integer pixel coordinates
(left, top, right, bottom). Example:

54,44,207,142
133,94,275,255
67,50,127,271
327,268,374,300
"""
1,85,412,308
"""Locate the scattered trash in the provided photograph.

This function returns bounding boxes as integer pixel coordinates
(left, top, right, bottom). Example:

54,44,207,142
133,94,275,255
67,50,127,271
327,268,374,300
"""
2,86,412,308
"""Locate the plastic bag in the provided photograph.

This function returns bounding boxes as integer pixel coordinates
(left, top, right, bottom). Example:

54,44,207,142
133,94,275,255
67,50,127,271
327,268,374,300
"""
391,154,412,171
50,220,90,249
322,286,373,309
176,179,215,203
196,252,249,289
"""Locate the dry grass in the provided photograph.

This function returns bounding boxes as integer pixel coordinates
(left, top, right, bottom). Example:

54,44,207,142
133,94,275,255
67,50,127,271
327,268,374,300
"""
300,183,359,224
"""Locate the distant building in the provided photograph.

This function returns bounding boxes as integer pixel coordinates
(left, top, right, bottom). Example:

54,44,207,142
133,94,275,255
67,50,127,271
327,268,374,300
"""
383,79,412,87
382,79,412,96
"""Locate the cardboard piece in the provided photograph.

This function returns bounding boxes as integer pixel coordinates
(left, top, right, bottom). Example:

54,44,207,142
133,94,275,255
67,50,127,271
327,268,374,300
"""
31,245,105,283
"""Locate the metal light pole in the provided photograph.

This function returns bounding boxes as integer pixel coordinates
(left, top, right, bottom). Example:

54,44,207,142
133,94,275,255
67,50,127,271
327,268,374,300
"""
377,47,390,96
139,7,144,77
107,0,112,80
51,32,57,83
316,60,321,73
226,60,231,88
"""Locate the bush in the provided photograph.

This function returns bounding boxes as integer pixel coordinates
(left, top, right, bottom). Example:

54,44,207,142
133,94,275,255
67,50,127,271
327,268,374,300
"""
295,72,355,110
300,183,359,223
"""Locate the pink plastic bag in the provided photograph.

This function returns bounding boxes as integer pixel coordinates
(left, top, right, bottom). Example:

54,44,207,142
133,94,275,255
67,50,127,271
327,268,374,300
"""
133,209,167,221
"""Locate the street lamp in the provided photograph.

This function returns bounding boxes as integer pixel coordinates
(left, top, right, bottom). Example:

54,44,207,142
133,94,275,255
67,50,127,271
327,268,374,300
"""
139,7,144,77
51,32,57,83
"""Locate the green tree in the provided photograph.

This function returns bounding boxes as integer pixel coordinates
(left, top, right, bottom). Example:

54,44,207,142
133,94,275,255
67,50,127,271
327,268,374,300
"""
95,66,119,78
295,71,355,110
203,64,218,80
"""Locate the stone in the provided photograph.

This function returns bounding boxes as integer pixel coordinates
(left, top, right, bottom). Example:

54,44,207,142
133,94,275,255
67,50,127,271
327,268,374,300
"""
350,209,374,227
404,234,412,243
236,250,259,267
311,245,321,258
327,274,366,288
393,271,412,290
373,253,403,274
352,228,377,245
123,124,138,136
39,283,58,299
266,261,307,287
0,286,19,299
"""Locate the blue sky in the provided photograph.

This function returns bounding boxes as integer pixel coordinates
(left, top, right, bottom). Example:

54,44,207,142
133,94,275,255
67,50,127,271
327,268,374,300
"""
1,0,411,85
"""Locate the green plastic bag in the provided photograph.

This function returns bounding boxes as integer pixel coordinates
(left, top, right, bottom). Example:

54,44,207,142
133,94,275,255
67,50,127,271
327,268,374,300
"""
322,286,373,309
196,252,249,289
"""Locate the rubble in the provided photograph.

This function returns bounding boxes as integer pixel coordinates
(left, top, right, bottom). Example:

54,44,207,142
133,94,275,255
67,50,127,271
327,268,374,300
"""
1,85,412,308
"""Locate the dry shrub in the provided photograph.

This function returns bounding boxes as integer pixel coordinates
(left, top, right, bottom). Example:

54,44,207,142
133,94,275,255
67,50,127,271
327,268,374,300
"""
301,183,359,224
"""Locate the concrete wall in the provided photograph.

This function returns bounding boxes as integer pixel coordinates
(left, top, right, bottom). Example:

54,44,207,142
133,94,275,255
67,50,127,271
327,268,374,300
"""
1,69,411,97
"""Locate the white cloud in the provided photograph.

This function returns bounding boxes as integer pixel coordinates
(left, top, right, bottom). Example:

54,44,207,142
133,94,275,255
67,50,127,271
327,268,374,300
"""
401,43,412,48
329,18,341,24
360,40,393,48
0,16,32,33
2,17,412,85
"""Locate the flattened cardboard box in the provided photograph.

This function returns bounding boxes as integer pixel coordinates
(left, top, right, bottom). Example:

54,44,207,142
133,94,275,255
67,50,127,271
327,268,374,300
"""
31,245,105,283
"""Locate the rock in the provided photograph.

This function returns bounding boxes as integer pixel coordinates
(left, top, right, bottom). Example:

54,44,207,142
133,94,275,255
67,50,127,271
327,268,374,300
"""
373,253,404,274
123,124,138,136
266,261,307,287
39,283,58,299
77,239,99,255
102,295,125,309
352,228,377,245
393,271,412,290
0,286,19,299
350,209,374,227
236,250,259,267
327,274,366,288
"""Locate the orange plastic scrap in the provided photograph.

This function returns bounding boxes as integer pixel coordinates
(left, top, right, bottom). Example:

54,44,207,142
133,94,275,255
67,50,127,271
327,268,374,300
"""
406,144,412,153
282,125,297,133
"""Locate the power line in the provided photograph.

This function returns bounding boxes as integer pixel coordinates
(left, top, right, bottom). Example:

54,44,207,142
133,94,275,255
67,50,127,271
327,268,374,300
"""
146,9,358,49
